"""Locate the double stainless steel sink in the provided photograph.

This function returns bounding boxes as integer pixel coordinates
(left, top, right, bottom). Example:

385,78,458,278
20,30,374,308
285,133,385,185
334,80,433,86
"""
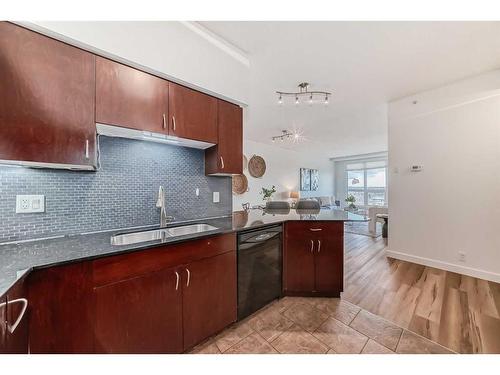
111,223,219,246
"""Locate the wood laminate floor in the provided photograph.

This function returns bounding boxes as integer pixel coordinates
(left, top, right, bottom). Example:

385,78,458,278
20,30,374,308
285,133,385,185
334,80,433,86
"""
343,233,500,353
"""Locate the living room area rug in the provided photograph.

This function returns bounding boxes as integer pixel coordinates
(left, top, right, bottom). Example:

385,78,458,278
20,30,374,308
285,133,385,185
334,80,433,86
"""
344,221,382,238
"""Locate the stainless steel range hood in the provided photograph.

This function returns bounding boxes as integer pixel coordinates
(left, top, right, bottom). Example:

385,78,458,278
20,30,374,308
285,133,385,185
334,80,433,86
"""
96,123,215,150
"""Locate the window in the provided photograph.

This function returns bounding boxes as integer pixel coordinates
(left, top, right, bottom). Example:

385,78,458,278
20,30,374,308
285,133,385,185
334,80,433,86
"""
346,160,387,207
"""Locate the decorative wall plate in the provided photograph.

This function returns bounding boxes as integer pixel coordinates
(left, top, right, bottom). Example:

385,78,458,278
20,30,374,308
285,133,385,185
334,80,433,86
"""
232,174,248,195
248,155,266,178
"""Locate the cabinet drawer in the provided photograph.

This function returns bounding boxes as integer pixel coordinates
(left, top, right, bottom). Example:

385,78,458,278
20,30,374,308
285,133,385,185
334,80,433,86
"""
285,221,343,239
93,233,236,287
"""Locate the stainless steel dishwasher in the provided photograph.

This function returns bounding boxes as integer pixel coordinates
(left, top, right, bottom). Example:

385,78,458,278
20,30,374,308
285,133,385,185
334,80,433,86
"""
237,225,282,320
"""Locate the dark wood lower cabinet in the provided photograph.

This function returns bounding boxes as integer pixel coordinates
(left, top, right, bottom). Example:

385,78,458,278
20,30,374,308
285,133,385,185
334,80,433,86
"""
314,229,344,293
5,277,29,353
26,233,236,353
0,295,6,353
94,267,183,354
28,262,95,353
283,228,316,293
284,221,344,297
182,251,237,350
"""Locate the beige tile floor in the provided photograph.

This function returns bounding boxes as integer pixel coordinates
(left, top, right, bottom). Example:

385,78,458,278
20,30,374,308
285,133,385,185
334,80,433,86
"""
189,297,455,354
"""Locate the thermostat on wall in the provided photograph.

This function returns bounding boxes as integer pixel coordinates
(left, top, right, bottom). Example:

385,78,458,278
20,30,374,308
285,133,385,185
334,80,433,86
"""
410,165,423,172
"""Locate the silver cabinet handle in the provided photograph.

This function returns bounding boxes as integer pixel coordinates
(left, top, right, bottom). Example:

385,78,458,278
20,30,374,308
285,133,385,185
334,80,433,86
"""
317,240,321,253
175,271,180,291
163,113,167,129
172,115,176,131
309,228,322,231
6,298,28,334
85,139,89,159
220,156,225,169
0,301,6,333
185,268,191,287
310,240,314,253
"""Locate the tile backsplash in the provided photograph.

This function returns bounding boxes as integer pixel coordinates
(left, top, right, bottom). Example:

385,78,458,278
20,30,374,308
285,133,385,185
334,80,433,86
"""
0,136,232,243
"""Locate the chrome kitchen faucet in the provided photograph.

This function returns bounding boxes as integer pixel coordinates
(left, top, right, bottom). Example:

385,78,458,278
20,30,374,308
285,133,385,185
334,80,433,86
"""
156,186,174,227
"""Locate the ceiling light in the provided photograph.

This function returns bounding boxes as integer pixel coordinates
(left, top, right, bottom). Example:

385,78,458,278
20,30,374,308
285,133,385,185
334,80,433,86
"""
276,82,332,106
271,129,302,144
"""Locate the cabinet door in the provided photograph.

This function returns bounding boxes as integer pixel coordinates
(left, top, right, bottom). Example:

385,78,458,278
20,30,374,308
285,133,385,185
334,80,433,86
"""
96,57,169,133
94,267,183,354
168,82,218,143
205,100,243,175
0,22,96,167
314,223,344,294
5,278,29,354
0,295,6,354
284,223,316,293
182,251,237,351
29,262,94,353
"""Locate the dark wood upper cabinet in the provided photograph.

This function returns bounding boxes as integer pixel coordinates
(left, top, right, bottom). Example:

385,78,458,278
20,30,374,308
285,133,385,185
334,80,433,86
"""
182,251,237,350
205,100,243,175
96,57,169,133
94,267,183,354
284,221,344,297
0,22,96,168
168,82,218,143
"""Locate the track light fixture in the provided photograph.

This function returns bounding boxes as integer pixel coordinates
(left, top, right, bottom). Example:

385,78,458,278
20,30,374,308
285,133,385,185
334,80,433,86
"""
271,130,302,143
276,82,331,105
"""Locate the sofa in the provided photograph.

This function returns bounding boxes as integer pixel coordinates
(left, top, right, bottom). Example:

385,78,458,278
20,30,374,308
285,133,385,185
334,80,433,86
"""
368,206,388,233
301,196,338,209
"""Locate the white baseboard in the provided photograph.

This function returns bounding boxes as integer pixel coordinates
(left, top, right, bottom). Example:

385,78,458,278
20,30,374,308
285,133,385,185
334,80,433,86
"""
385,249,500,283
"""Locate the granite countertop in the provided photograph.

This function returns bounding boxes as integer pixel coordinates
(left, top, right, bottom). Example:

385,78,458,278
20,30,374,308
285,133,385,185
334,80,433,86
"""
0,208,366,297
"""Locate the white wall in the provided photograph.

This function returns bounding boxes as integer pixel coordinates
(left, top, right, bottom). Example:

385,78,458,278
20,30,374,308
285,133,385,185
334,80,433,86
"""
387,70,500,283
233,140,334,209
20,21,249,104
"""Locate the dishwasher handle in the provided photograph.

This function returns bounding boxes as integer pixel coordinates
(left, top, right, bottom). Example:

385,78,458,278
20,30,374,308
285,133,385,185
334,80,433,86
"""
241,231,280,244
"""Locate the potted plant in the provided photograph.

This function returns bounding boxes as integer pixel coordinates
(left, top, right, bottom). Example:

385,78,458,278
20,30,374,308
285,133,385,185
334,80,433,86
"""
345,194,357,210
260,185,276,202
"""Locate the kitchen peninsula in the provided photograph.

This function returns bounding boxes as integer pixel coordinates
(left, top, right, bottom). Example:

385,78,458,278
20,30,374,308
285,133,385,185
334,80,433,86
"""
0,208,365,354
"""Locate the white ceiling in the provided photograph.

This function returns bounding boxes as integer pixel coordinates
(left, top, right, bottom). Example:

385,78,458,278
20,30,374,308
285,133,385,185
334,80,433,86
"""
200,21,500,158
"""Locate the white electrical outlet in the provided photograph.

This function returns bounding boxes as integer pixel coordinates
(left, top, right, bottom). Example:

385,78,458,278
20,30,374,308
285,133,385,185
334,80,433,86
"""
458,251,466,262
16,195,45,213
195,188,200,197
213,192,220,203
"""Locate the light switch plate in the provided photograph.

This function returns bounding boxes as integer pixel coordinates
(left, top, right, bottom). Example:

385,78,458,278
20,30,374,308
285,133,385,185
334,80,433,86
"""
213,192,220,203
16,195,45,213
